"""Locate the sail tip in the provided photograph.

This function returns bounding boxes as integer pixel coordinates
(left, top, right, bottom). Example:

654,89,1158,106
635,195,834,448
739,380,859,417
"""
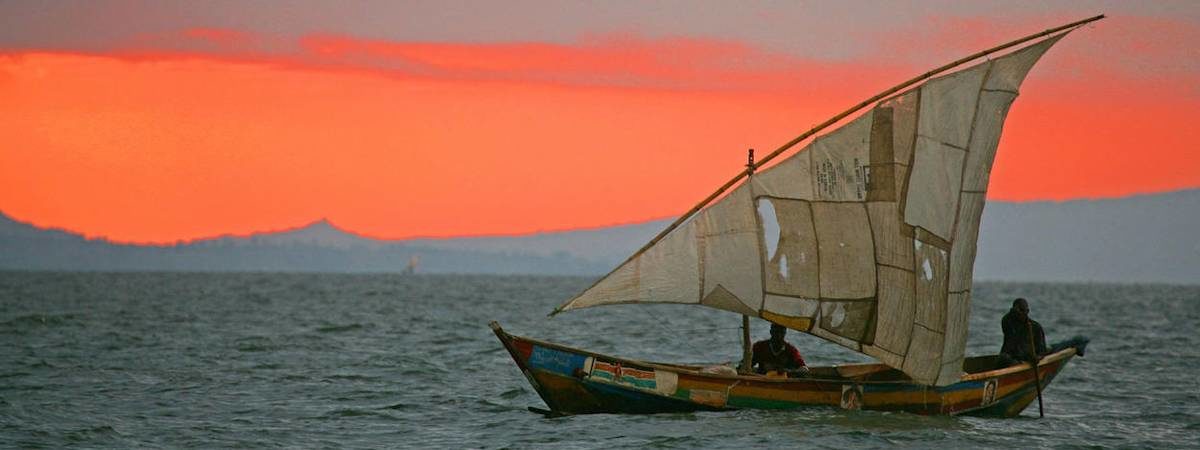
1082,14,1106,25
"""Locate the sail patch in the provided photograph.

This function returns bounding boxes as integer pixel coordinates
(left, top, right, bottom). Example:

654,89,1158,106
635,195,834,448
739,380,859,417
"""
949,193,985,292
699,185,763,311
759,198,820,299
962,90,1017,192
918,62,989,149
762,295,819,332
636,220,700,305
763,313,813,332
867,106,897,201
812,202,876,299
913,239,949,331
819,300,876,343
870,265,916,355
940,291,971,381
901,325,945,383
752,150,814,200
882,90,920,167
867,202,913,270
812,113,873,201
757,198,781,260
904,137,966,240
986,34,1065,92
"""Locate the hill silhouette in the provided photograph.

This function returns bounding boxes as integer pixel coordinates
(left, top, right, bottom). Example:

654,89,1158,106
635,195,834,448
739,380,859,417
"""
2,189,1196,283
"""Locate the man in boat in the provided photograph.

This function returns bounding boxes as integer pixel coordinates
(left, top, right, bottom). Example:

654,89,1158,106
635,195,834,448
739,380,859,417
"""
1000,298,1045,366
751,323,810,377
1000,298,1090,367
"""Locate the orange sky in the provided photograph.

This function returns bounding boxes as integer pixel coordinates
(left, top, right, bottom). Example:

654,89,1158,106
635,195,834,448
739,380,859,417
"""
2,16,1198,244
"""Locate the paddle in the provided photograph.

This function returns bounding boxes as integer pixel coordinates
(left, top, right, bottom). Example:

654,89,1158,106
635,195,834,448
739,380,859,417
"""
1026,317,1045,418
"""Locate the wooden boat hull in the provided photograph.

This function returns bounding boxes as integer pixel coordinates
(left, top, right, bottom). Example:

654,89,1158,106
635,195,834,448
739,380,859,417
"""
491,322,1079,417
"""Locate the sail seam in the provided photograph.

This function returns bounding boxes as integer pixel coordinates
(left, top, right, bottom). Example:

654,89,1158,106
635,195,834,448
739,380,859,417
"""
761,291,819,301
914,133,968,152
818,296,876,303
702,229,757,238
863,180,881,346
914,322,946,335
866,344,904,358
809,201,822,300
982,88,1019,95
878,262,914,273
914,227,951,251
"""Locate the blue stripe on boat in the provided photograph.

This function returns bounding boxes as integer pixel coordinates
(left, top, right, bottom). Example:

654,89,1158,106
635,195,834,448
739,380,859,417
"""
528,345,587,376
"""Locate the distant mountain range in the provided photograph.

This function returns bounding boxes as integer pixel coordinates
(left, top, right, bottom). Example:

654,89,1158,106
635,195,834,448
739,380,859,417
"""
2,189,1197,284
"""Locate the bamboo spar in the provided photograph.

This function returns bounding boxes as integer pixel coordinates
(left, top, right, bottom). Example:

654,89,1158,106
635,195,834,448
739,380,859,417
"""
551,14,1105,316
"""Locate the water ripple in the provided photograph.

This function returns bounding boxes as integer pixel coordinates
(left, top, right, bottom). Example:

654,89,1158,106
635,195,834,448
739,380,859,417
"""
0,273,1196,448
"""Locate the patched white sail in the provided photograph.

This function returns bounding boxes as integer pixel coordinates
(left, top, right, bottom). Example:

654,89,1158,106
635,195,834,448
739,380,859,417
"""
554,34,1066,386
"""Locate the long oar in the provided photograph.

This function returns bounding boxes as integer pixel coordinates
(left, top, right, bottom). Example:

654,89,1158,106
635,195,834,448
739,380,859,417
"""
1026,318,1045,418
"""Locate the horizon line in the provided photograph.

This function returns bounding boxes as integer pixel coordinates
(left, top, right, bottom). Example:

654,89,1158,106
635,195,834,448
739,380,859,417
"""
3,187,1196,247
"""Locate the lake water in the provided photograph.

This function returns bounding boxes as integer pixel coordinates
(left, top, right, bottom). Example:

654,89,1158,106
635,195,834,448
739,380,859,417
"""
2,272,1198,448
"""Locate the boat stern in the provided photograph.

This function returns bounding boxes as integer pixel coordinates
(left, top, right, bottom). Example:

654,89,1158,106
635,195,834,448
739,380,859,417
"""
959,347,1081,417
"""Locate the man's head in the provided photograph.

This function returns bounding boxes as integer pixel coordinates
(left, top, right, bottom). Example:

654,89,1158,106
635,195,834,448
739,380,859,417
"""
770,323,787,343
1012,298,1030,319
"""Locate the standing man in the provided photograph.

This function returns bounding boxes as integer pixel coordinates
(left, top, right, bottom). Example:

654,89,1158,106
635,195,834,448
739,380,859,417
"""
752,324,810,377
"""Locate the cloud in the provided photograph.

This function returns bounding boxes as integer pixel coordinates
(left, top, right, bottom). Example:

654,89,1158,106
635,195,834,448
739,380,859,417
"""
182,28,256,48
92,27,902,98
9,11,1186,103
0,17,1196,243
7,11,1193,100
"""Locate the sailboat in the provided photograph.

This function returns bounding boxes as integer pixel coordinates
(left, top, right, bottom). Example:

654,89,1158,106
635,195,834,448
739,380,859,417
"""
491,15,1102,417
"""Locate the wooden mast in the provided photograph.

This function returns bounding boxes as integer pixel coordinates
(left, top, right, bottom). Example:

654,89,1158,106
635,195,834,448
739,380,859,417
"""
741,315,753,374
740,149,756,374
551,14,1105,316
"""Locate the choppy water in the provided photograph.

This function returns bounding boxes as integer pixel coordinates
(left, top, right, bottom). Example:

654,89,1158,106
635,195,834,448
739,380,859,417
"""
1,272,1198,448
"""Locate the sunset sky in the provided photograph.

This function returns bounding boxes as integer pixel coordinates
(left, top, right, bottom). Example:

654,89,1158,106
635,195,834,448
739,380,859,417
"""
2,1,1198,244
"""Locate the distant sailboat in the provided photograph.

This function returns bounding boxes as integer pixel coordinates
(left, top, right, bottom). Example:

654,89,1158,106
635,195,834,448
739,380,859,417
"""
492,15,1102,416
402,255,419,275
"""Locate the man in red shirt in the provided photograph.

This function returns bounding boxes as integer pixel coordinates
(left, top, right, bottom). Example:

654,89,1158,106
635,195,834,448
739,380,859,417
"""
752,323,810,377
